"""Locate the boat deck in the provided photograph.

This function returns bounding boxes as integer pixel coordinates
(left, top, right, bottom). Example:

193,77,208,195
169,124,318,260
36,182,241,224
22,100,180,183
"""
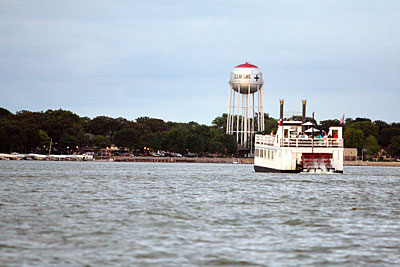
255,135,343,148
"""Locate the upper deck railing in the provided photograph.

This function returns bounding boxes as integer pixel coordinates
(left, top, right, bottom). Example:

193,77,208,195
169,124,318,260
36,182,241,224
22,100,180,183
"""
255,135,343,148
255,135,275,146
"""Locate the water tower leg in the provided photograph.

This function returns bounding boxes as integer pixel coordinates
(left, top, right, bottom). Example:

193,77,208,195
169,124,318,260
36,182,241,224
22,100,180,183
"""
257,85,261,132
252,92,255,134
260,87,265,131
252,92,255,155
241,93,244,146
229,89,233,135
227,85,232,134
244,94,247,145
231,90,235,135
236,84,240,143
247,85,251,147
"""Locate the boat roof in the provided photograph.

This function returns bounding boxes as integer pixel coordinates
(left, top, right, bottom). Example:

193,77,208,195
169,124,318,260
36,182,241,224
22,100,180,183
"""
282,120,302,126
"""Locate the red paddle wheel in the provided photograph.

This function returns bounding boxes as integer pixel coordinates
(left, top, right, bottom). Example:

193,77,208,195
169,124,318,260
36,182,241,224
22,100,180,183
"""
301,153,333,172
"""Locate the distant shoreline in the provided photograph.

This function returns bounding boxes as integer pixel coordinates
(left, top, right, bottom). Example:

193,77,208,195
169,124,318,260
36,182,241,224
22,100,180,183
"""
105,156,254,164
343,160,400,167
2,155,400,167
105,156,400,167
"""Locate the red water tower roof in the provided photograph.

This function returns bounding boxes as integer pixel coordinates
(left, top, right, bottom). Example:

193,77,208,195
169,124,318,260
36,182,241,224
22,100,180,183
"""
234,62,258,68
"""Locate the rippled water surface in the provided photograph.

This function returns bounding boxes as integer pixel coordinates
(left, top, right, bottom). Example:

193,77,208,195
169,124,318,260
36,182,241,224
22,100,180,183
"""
1,161,400,266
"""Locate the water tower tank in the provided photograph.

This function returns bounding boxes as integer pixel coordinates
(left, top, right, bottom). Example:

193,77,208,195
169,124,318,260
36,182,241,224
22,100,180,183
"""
230,62,263,94
226,62,265,153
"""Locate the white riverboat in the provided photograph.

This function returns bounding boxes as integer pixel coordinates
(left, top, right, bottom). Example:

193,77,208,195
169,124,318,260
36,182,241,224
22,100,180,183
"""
254,121,344,173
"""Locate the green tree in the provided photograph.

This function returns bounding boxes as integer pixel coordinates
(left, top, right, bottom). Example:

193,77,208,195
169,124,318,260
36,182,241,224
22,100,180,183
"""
264,117,278,134
80,116,91,132
87,116,125,137
0,123,25,153
22,128,41,152
13,110,46,130
219,133,237,155
91,135,111,148
374,120,389,133
344,128,365,154
346,118,372,128
212,114,227,132
39,130,51,146
59,134,79,153
43,109,85,150
354,117,372,122
0,107,12,118
139,132,162,151
113,128,139,150
379,127,400,148
186,133,205,153
287,115,317,124
387,136,400,158
349,121,378,139
319,119,341,132
208,138,224,154
136,117,168,134
365,135,380,157
161,128,188,154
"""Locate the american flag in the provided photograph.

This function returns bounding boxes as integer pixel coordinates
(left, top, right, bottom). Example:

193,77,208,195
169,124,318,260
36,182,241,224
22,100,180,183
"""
340,115,345,124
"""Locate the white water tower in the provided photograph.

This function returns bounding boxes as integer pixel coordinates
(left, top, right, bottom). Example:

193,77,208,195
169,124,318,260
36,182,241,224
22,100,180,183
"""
226,62,264,151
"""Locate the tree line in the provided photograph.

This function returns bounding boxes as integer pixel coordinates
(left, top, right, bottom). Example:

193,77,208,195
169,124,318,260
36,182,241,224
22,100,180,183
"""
320,118,400,158
0,107,237,156
1,106,399,159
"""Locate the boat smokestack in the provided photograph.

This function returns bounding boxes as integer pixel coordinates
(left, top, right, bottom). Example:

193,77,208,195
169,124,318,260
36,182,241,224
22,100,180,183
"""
302,99,307,131
280,99,284,122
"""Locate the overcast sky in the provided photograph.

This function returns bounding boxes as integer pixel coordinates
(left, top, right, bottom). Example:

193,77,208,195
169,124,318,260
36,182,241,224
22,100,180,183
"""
1,1,399,124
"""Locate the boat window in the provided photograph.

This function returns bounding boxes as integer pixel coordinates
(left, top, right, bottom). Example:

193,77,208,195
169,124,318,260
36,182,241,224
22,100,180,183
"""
284,129,289,138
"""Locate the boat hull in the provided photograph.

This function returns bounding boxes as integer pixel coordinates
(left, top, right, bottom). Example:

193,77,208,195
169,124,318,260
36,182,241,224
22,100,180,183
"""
254,165,343,174
254,165,300,173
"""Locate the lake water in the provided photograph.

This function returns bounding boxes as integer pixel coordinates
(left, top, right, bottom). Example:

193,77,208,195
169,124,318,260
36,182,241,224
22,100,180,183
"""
1,161,400,266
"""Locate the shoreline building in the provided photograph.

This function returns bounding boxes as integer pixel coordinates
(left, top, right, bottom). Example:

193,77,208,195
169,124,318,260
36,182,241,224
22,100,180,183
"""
226,62,265,154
